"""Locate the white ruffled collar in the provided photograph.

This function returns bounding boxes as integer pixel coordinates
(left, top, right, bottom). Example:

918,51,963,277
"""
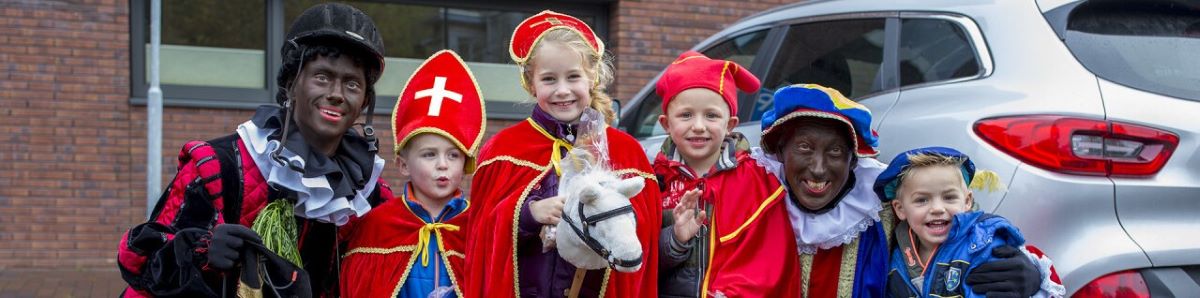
236,120,382,226
750,147,887,254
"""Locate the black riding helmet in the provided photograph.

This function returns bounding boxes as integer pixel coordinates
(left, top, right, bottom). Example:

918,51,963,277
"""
276,3,386,155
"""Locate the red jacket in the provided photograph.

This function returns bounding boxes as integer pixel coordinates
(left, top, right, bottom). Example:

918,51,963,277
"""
117,135,393,297
654,149,800,298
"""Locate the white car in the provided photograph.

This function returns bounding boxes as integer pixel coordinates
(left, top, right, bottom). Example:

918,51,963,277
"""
616,0,1200,295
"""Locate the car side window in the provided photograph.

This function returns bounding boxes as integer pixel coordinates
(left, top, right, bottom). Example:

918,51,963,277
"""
899,18,981,87
629,29,769,138
758,19,887,121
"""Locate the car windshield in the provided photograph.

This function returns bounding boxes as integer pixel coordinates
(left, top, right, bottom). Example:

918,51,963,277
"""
1060,0,1200,101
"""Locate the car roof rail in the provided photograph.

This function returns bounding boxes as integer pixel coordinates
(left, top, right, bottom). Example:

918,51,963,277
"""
740,0,838,24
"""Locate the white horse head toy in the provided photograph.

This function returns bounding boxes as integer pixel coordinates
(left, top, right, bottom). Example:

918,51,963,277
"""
555,148,645,273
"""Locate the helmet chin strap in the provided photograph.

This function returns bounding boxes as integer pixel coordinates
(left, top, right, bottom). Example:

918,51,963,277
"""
359,98,378,154
271,99,304,172
272,45,307,172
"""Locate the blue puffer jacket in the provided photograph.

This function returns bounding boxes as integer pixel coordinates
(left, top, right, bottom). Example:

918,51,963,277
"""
886,211,1024,298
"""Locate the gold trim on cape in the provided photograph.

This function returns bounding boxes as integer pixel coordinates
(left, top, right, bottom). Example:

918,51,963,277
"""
797,236,861,298
479,155,551,172
612,168,658,183
510,166,551,296
718,186,785,243
699,201,719,296
343,245,418,257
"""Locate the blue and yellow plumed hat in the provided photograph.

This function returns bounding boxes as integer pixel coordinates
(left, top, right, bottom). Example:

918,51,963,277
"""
760,84,879,157
873,146,1003,202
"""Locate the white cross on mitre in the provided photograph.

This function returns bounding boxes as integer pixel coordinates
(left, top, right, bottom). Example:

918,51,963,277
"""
414,76,462,117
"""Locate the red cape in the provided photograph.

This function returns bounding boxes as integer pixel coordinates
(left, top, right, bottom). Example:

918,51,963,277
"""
462,120,661,297
340,188,470,297
658,153,800,297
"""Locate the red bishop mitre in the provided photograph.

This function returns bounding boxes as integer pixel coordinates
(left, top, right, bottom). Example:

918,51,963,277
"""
392,50,486,174
656,50,761,116
509,10,604,65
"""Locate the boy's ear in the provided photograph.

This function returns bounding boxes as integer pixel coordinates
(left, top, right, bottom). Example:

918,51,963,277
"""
395,154,411,178
965,189,975,211
891,200,906,221
727,116,740,133
658,114,670,131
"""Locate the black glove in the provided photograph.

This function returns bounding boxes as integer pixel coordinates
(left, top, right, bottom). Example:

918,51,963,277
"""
127,222,171,255
966,245,1041,297
239,241,313,298
207,224,261,271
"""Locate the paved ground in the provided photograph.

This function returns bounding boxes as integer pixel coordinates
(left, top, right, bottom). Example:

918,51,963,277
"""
0,269,123,298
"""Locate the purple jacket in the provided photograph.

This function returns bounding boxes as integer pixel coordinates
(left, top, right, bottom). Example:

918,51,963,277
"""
515,107,605,297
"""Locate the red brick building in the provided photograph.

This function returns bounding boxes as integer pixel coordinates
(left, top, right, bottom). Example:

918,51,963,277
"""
0,0,792,273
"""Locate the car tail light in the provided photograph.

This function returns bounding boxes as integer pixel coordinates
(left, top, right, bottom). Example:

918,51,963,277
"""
974,115,1178,177
1072,270,1149,298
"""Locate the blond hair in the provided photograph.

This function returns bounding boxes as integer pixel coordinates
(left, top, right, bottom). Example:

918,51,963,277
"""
898,153,969,187
521,28,616,124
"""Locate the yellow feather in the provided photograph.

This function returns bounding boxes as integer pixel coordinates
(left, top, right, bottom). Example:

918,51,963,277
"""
969,170,1005,193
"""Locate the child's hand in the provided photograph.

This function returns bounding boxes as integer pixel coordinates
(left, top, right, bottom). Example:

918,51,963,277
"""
531,195,566,225
672,189,707,243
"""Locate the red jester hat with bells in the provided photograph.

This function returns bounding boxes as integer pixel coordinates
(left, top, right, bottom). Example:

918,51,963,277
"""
656,50,760,116
391,50,486,173
510,10,605,91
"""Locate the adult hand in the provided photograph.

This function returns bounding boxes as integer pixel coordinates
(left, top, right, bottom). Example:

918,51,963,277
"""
967,245,1041,297
672,189,707,243
207,224,262,271
531,196,566,225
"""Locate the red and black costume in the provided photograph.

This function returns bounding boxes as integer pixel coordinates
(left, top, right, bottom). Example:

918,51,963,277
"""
118,4,393,297
117,106,393,297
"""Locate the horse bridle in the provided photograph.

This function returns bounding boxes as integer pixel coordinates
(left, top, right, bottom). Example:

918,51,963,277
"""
561,199,643,269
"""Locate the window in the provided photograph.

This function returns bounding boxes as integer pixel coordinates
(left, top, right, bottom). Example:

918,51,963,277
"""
286,1,564,106
758,19,887,120
1060,1,1200,101
627,29,769,138
146,0,267,89
899,18,981,87
131,0,608,118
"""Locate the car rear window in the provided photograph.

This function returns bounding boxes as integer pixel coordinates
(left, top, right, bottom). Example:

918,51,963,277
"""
899,18,982,87
1062,1,1200,101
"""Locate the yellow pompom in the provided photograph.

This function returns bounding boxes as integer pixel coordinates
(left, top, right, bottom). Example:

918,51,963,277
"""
969,170,1005,193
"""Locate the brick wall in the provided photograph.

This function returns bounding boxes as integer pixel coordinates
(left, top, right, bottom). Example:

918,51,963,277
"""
1,0,133,269
1,0,792,270
610,0,794,101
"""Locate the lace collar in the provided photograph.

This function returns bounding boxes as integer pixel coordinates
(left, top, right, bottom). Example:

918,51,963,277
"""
751,147,887,254
236,105,384,225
